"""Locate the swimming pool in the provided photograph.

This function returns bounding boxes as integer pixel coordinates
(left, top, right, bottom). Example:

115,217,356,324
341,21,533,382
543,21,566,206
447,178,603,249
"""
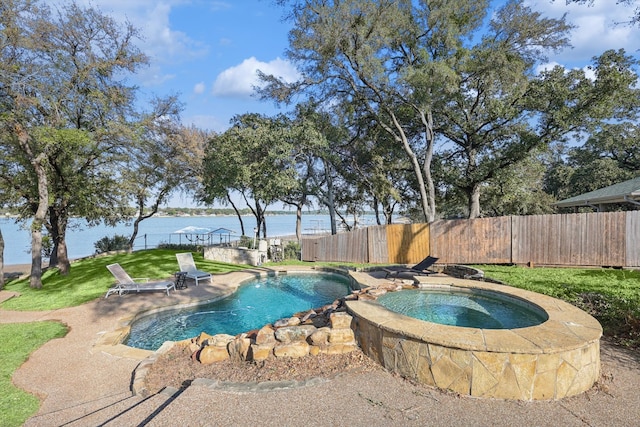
376,288,547,329
126,272,351,350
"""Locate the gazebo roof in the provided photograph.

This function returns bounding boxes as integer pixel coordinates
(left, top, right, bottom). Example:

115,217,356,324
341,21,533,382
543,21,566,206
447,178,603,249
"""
555,176,640,208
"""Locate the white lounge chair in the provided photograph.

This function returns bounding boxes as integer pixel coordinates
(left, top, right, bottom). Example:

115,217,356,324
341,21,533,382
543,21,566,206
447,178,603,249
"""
105,263,175,298
176,253,212,286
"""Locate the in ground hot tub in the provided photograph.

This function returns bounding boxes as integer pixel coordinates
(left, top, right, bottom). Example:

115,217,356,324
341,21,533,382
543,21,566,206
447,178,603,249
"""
346,277,602,400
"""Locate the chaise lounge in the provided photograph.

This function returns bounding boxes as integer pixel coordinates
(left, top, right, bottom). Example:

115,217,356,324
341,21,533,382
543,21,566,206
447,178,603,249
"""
105,263,175,297
383,255,439,279
176,252,212,286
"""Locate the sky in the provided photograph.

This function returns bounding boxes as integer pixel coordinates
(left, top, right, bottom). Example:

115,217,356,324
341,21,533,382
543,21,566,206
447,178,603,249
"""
55,0,639,133
43,0,640,207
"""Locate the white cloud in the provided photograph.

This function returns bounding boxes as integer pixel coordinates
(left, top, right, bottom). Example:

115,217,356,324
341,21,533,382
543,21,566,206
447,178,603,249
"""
46,0,208,86
535,61,562,75
185,114,228,133
193,82,206,94
524,0,639,67
212,57,300,98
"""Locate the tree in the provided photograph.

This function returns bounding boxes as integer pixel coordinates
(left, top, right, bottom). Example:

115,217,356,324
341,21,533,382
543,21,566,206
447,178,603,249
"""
544,49,640,208
433,1,576,218
266,0,488,223
0,0,147,284
280,103,331,241
201,114,299,238
545,124,640,204
121,96,205,250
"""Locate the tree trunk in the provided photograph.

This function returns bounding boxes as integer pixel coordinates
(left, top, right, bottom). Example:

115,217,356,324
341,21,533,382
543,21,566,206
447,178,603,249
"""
322,158,338,235
420,110,437,222
381,108,436,223
48,208,71,274
468,185,482,219
15,123,48,289
0,227,4,290
129,216,142,252
295,203,302,242
227,192,245,236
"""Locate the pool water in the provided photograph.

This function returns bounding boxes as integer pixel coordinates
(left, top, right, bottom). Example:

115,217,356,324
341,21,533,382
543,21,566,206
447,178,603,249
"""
377,289,547,329
126,273,351,350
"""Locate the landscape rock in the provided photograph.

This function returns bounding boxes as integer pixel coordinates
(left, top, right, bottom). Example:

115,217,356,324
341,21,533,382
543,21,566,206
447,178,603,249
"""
273,318,291,328
329,328,355,344
301,310,317,322
195,332,215,346
198,345,230,364
308,327,331,346
228,336,251,363
255,325,276,345
249,343,274,361
330,312,353,329
275,325,317,343
209,334,235,347
273,341,310,358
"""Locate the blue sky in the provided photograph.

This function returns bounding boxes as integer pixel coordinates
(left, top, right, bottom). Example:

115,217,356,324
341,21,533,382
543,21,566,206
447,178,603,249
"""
57,0,639,134
42,0,639,208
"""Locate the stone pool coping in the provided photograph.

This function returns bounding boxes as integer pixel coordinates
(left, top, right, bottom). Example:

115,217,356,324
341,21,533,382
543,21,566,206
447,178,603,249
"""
346,271,603,400
347,273,602,354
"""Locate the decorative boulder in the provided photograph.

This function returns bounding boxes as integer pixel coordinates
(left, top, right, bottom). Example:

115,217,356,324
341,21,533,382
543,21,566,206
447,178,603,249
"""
275,325,317,343
249,344,274,361
330,312,353,329
255,325,276,345
198,345,229,364
209,334,235,348
195,332,216,346
273,341,310,358
228,336,251,363
328,328,355,344
308,327,331,346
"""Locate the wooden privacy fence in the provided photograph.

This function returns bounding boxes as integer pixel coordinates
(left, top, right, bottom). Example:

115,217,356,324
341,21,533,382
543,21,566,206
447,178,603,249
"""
301,210,640,268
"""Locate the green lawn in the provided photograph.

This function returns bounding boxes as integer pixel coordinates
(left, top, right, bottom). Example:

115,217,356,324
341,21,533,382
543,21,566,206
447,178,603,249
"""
1,249,247,311
475,264,640,346
0,322,67,427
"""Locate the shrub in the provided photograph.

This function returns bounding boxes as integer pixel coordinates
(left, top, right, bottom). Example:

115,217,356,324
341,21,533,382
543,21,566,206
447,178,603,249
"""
94,234,130,254
238,235,255,249
157,242,200,251
283,241,301,260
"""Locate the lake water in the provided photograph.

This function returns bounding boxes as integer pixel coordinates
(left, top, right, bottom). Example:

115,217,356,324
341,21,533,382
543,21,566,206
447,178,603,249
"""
1,213,376,265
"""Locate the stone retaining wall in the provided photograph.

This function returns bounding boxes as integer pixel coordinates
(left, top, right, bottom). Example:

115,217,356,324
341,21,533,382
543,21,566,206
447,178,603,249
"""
346,277,602,401
180,308,358,365
204,246,266,266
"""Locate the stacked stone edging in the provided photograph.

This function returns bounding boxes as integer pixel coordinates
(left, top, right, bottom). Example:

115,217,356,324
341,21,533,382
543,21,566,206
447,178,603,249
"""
346,278,603,401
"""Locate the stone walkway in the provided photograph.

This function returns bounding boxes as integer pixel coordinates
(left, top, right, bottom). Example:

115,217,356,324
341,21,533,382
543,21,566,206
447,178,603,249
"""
1,267,639,426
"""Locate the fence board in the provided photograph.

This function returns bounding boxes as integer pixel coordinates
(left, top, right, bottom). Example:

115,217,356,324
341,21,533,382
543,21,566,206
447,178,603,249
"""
302,210,637,267
627,211,640,267
301,229,369,263
512,212,627,266
430,217,511,264
385,224,430,264
367,226,389,264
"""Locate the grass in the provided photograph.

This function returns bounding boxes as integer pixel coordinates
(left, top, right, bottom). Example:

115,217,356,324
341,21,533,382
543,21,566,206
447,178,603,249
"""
475,264,640,347
0,322,68,427
1,249,247,311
